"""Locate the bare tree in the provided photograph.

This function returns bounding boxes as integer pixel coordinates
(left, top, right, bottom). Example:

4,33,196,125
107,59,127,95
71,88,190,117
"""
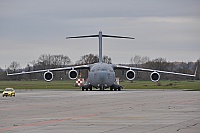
76,54,112,65
36,54,71,69
30,60,37,71
146,58,168,70
130,55,150,67
103,55,112,64
9,61,20,72
130,55,141,67
140,56,150,66
76,54,99,65
37,54,51,69
52,54,71,67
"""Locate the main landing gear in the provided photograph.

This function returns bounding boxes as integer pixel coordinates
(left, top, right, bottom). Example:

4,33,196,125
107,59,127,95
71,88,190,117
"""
82,87,92,91
81,86,123,91
110,86,122,91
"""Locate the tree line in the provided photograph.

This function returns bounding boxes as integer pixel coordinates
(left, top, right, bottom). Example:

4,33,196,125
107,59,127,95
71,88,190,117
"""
0,54,199,81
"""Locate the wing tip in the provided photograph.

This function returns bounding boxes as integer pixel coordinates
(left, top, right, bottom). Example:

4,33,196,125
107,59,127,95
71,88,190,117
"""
194,66,198,77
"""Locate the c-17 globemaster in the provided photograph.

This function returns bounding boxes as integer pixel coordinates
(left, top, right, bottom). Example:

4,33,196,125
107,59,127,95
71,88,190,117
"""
7,31,197,91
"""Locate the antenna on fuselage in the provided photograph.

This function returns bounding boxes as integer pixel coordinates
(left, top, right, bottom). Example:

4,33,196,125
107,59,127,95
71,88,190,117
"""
66,31,135,63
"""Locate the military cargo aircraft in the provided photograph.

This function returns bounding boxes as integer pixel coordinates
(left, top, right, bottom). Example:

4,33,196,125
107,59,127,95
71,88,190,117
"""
7,31,197,91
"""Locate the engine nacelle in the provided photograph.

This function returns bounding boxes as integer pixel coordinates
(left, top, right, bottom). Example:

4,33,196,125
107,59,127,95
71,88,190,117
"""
68,69,78,80
150,72,160,82
126,70,135,80
44,71,53,82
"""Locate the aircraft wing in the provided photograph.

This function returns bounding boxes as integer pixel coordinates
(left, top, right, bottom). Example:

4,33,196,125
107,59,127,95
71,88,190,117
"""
7,64,90,76
113,64,197,77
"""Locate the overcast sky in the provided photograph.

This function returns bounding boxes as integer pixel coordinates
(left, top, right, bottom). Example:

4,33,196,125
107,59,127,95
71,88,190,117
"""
0,0,200,68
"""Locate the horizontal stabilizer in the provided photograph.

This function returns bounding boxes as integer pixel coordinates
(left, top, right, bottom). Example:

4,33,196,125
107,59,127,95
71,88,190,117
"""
102,35,135,39
66,34,135,39
66,35,98,39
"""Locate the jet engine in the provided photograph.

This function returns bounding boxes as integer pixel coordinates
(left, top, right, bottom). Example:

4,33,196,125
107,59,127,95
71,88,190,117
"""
68,69,78,80
126,70,135,80
44,71,53,82
150,72,160,82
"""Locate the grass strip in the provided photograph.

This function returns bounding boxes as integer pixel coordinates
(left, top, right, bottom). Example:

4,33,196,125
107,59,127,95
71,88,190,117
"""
0,80,199,91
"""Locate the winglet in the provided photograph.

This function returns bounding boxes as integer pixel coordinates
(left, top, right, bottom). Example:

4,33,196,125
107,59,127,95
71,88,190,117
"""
6,69,11,76
5,65,9,76
194,66,198,77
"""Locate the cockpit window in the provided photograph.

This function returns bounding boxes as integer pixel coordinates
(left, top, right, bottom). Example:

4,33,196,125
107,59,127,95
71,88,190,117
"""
101,68,107,71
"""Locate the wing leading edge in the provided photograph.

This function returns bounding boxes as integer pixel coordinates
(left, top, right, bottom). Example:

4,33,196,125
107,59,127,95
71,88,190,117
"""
114,65,197,77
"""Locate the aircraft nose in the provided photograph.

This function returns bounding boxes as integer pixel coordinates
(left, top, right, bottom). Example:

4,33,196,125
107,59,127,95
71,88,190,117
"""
99,71,107,83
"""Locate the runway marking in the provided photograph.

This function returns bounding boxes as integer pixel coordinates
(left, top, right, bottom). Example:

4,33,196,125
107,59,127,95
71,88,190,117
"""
0,114,97,131
99,116,145,120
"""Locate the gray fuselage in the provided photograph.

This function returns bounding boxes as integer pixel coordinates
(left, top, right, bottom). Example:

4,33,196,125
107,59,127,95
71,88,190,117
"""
88,63,115,88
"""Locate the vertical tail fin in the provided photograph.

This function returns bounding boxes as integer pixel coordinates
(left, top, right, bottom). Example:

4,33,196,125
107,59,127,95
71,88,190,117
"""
98,31,103,63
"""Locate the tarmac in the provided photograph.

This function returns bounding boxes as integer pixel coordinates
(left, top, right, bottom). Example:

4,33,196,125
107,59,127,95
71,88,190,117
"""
0,89,200,133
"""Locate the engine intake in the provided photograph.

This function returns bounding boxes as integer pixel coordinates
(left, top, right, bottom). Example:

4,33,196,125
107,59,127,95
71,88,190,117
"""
68,69,78,80
150,72,160,82
126,70,135,80
44,71,53,82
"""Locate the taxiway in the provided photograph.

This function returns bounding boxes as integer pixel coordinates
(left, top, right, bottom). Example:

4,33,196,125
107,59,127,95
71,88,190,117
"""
0,89,200,133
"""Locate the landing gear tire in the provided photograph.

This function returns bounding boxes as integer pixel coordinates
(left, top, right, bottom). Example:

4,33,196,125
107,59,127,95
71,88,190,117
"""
100,86,104,91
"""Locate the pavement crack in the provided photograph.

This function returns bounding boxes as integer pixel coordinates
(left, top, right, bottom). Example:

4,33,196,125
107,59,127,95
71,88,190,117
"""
99,124,134,133
176,123,199,132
